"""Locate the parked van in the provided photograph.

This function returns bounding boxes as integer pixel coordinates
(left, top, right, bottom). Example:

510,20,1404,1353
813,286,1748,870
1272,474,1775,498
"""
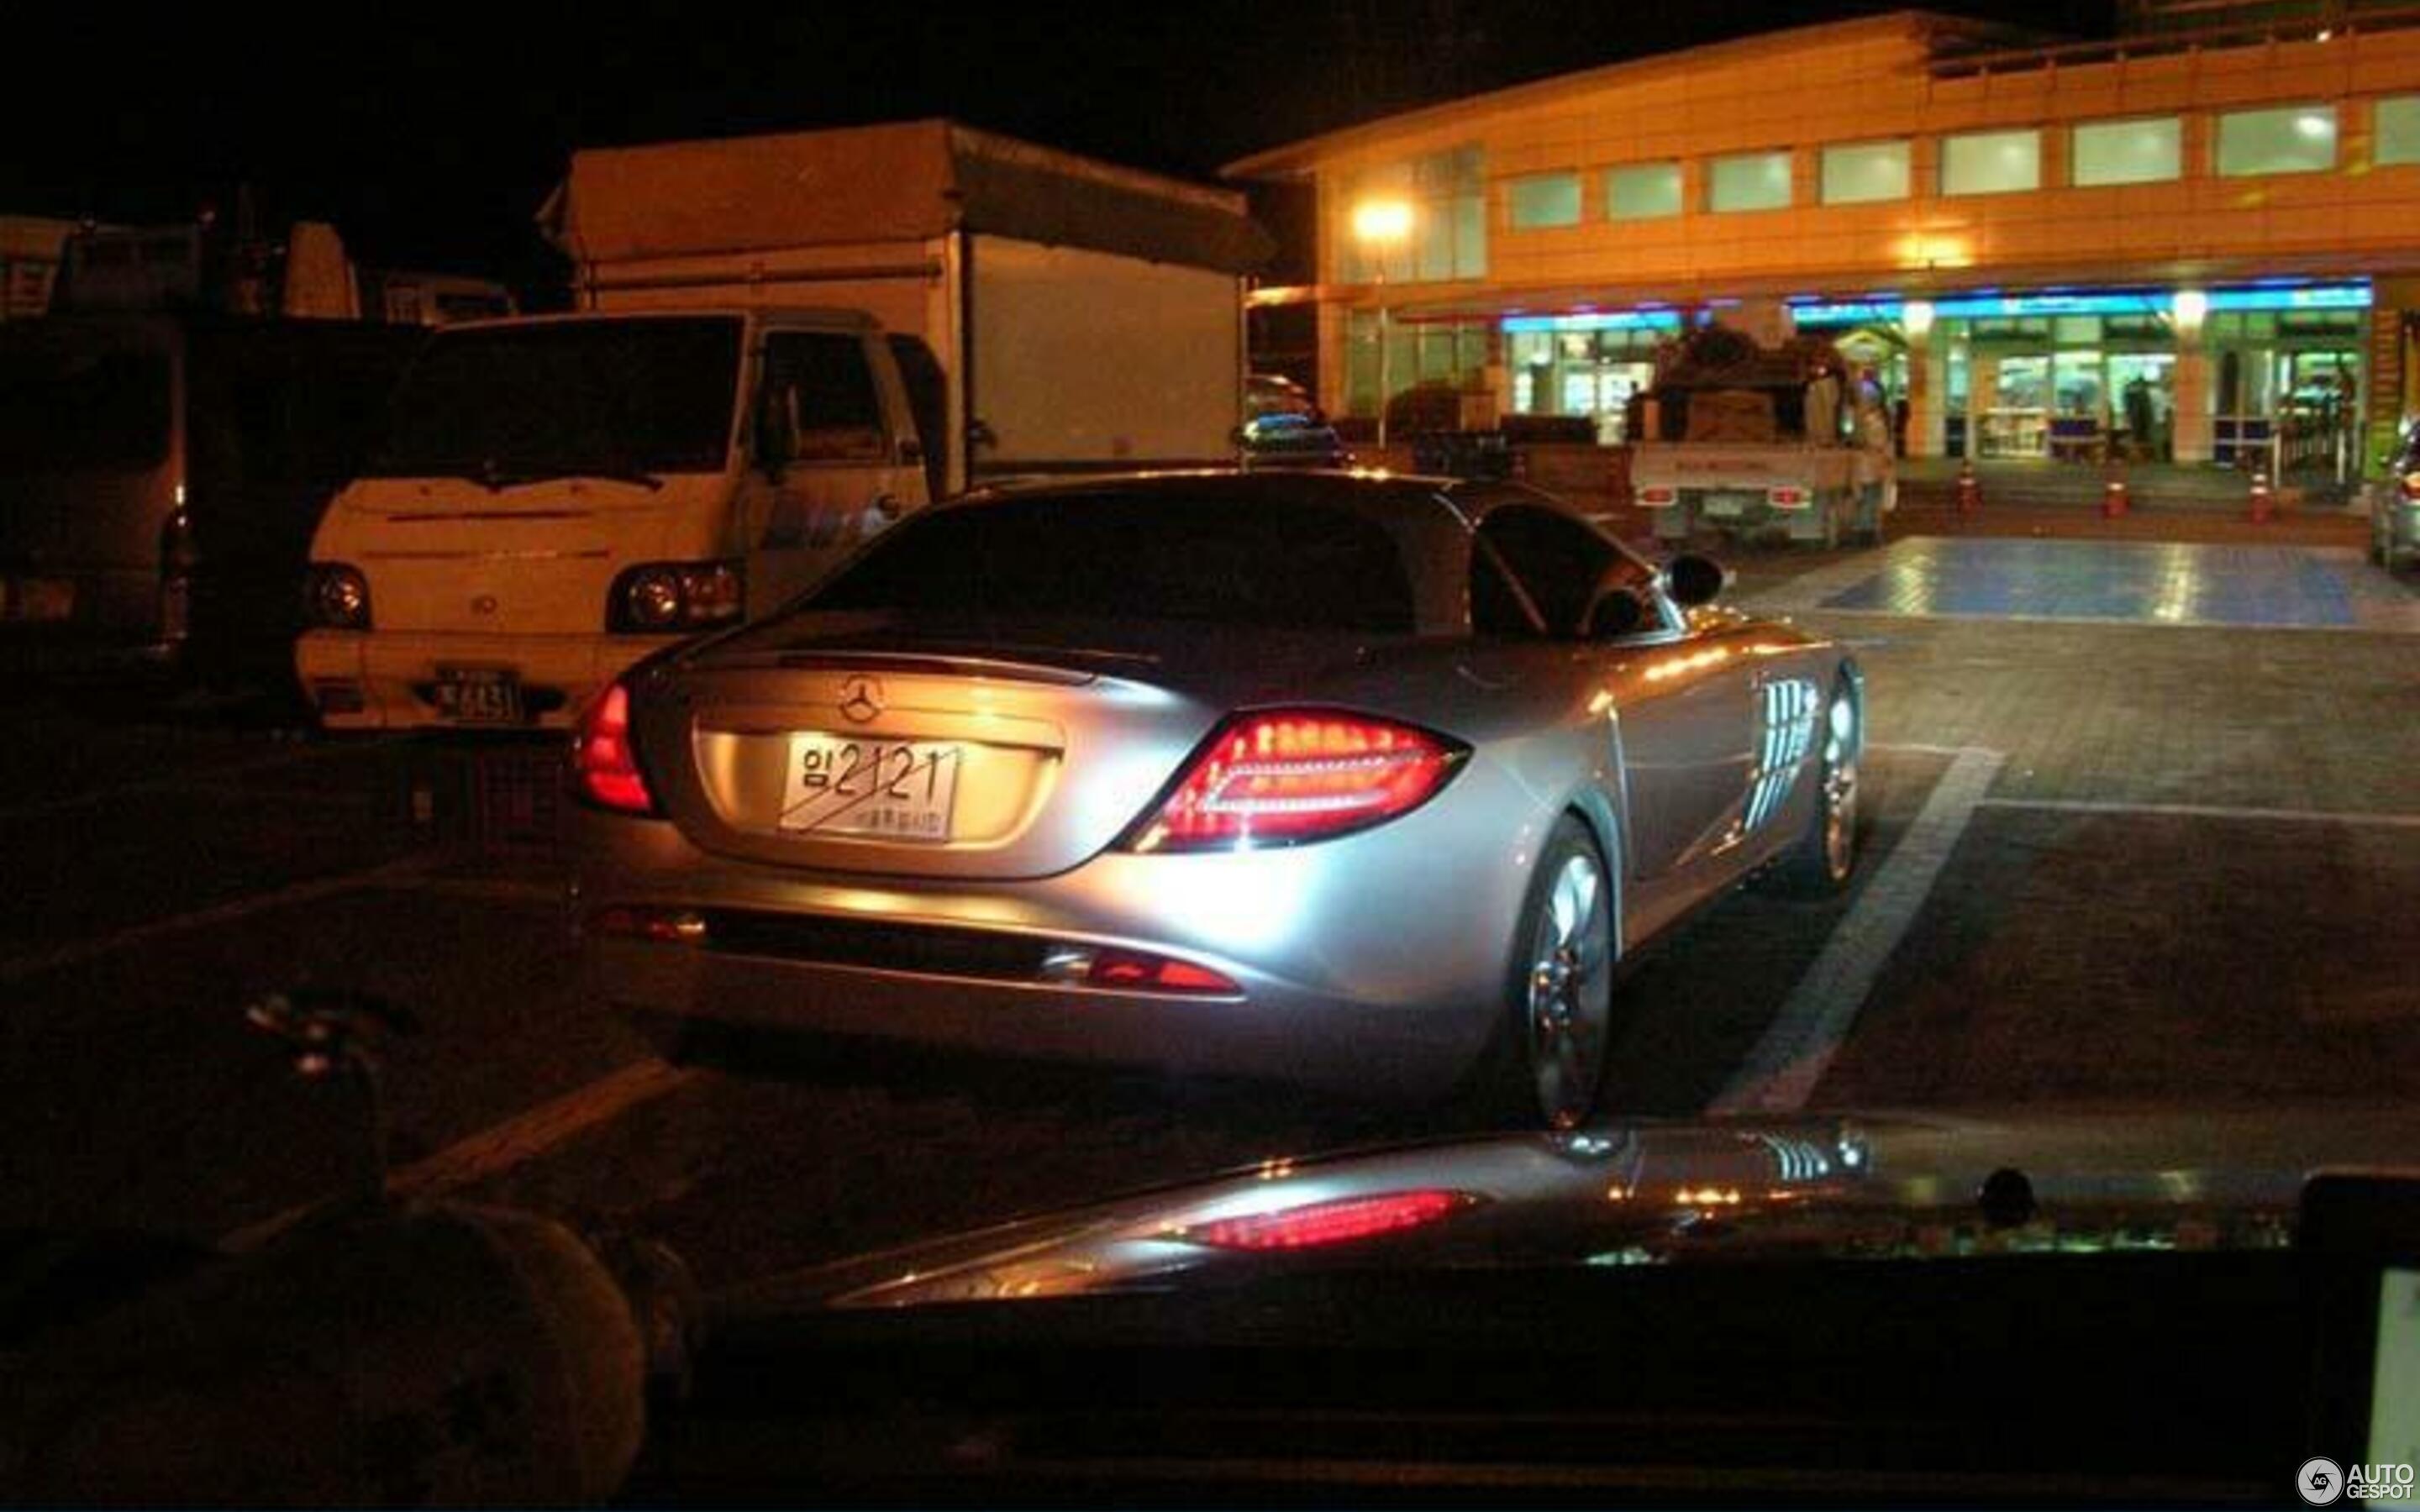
297,307,942,728
0,312,424,683
299,121,1266,732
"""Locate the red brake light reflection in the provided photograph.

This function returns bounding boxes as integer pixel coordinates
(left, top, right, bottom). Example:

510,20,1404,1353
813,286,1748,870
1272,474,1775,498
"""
1127,710,1461,853
1177,1189,1481,1251
571,683,657,815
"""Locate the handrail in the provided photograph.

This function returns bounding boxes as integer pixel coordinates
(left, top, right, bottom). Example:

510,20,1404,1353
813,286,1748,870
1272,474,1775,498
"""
1928,6,2420,78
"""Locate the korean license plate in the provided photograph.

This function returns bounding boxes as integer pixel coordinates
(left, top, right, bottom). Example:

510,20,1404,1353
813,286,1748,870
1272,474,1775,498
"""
434,666,525,726
1701,492,1759,518
778,734,960,841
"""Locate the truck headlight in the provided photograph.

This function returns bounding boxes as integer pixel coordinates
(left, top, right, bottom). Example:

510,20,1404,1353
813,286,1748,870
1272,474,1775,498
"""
608,560,744,633
306,564,371,630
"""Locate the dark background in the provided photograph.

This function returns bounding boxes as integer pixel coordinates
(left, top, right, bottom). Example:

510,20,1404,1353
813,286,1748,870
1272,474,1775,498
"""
3,1,2113,298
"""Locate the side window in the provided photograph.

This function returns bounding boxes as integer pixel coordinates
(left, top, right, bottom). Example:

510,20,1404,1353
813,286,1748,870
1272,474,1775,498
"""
1476,504,1629,636
762,333,886,464
1469,543,1544,638
886,333,948,496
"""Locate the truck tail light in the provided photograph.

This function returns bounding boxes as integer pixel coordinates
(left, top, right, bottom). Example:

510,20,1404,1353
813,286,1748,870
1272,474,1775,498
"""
1636,485,1677,507
570,682,658,815
2401,472,2418,501
1120,709,1465,853
1766,486,1810,509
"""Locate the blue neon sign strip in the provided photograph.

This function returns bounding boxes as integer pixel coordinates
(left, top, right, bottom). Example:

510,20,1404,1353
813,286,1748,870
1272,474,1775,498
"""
1787,301,1905,325
1501,311,1683,333
1496,282,2367,334
2205,283,2371,312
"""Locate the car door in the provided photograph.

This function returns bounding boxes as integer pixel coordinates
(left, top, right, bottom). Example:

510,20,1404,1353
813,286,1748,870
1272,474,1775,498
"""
740,330,930,616
1475,503,1754,887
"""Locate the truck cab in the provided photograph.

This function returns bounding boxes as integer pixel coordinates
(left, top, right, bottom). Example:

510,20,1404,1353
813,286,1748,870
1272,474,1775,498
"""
297,307,937,730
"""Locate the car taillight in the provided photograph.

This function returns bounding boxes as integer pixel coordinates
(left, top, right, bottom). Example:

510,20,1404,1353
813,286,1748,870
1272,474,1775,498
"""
1122,710,1465,853
1174,1189,1481,1251
571,682,657,815
1636,485,1677,507
1766,486,1810,508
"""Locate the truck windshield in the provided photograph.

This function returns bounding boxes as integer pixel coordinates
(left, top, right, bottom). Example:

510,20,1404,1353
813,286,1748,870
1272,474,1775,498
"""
363,316,742,479
0,332,171,473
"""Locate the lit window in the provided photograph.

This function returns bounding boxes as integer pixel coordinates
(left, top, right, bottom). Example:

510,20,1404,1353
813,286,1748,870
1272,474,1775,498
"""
1507,172,1583,230
1942,129,2042,195
2217,105,2337,176
2071,117,2182,186
1335,146,1488,284
1820,140,1911,204
1606,162,1682,219
2378,96,2420,166
1707,150,1792,212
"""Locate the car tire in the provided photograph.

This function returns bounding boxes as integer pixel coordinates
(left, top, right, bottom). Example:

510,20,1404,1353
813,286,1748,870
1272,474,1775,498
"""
1463,816,1616,1131
1769,675,1863,897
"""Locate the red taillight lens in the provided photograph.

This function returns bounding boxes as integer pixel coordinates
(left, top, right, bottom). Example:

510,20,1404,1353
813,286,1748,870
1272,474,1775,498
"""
1766,486,1809,508
2401,472,2419,501
1637,485,1677,507
571,683,657,815
1123,710,1464,853
1176,1189,1481,1251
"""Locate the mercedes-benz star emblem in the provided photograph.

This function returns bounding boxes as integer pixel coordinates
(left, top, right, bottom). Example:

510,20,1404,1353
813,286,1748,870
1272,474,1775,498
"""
838,675,884,724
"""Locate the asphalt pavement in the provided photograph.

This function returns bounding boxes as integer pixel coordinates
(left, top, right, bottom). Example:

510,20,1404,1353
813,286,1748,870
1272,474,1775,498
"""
3,532,2415,1289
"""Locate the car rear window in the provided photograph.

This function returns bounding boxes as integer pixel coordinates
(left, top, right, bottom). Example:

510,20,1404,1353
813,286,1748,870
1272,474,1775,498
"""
805,492,1418,633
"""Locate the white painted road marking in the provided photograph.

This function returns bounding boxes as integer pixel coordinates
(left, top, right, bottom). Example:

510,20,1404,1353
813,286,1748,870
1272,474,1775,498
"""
1712,746,2005,1115
0,733,406,827
1977,797,2420,829
0,855,434,986
221,1058,701,1252
0,860,572,985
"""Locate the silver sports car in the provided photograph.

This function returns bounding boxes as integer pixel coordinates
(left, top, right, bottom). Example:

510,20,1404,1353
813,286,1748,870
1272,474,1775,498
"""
568,471,1863,1128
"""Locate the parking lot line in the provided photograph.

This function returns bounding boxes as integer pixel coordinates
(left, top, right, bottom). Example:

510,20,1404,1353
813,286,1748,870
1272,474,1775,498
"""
0,733,406,827
1975,798,2420,829
1710,746,2005,1116
0,855,433,986
221,1057,699,1252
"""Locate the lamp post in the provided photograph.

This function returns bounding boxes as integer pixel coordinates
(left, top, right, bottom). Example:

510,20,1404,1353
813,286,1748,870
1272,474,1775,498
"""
1351,198,1413,451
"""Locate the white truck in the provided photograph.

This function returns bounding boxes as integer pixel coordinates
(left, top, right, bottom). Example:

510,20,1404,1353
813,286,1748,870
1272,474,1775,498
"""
298,121,1265,731
1628,323,1892,549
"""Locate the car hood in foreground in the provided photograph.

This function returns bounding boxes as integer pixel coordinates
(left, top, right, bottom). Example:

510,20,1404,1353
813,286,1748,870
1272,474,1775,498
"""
725,1104,2420,1313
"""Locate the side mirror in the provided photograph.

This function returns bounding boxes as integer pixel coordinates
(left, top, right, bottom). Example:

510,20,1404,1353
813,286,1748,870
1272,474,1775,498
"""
754,386,794,476
1585,585,1651,639
1665,553,1727,609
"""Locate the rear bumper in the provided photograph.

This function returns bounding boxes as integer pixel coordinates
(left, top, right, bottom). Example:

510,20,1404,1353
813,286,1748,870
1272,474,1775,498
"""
297,628,686,730
569,785,1556,1098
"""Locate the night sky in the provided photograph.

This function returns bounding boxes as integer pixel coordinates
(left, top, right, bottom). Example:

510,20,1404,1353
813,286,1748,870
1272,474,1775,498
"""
4,1,2113,298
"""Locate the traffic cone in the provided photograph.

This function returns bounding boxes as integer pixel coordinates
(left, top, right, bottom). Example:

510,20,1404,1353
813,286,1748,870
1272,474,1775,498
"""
1956,460,1981,515
2102,469,2129,519
2249,467,2274,524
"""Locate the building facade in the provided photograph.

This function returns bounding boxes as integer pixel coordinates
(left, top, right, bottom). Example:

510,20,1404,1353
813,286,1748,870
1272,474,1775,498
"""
1226,8,2420,477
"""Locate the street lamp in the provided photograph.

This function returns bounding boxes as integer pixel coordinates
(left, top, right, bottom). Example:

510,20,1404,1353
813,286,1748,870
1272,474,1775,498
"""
1351,198,1414,450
